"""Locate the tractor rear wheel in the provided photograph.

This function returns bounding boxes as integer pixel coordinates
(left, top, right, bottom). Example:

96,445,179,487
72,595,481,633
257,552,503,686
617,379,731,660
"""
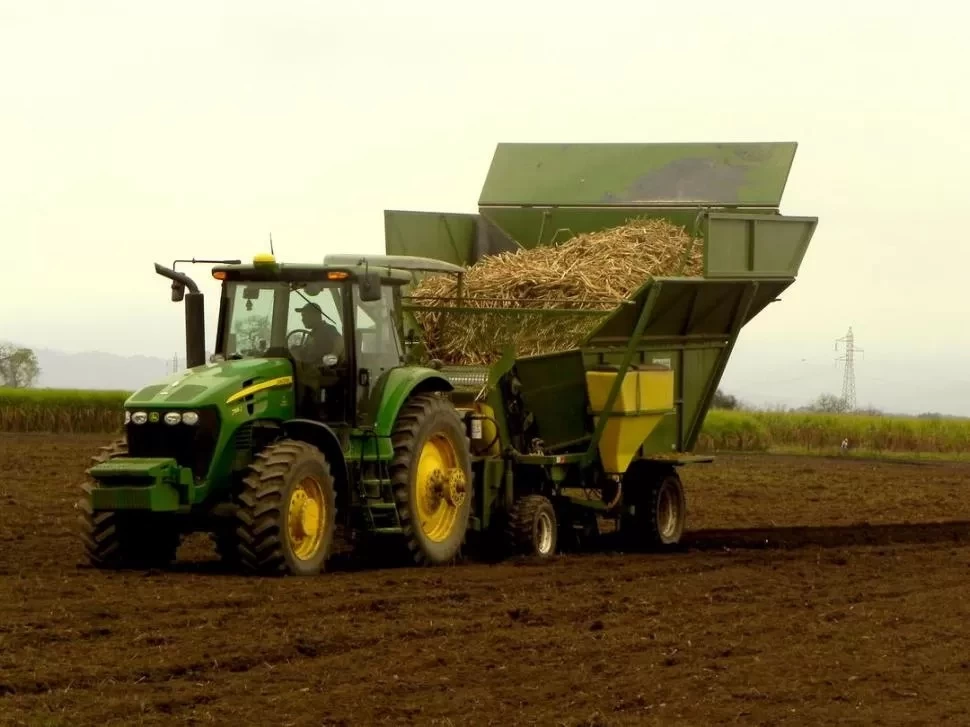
390,393,472,566
77,438,181,569
621,464,686,550
233,439,336,576
506,494,558,558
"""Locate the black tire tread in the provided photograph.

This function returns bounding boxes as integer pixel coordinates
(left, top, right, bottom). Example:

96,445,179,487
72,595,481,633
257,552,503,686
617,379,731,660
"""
76,438,181,569
622,463,686,551
506,494,557,557
389,393,472,566
232,438,336,576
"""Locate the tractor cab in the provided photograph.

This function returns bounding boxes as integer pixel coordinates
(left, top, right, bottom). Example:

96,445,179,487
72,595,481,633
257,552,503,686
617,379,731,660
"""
203,253,461,427
203,255,404,426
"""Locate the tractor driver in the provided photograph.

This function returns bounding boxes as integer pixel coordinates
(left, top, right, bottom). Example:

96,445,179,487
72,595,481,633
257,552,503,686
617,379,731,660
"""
293,302,344,362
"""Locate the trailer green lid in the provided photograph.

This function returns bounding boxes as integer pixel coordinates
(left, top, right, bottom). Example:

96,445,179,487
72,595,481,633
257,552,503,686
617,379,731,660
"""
478,142,799,208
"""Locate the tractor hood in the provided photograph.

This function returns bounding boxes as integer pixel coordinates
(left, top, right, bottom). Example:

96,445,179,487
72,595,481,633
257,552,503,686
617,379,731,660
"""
125,358,294,409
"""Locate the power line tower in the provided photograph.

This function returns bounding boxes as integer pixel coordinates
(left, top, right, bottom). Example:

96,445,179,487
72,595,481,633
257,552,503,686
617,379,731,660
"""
835,327,863,410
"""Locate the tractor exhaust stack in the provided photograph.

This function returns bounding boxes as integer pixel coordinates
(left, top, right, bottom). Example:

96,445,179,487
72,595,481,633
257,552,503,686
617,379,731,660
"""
153,263,206,369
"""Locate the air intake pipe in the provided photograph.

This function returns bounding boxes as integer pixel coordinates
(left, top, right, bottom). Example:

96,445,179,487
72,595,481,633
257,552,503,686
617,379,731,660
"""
153,263,206,369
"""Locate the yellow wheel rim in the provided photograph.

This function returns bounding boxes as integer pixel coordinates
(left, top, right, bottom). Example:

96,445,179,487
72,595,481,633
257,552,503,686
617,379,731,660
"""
414,433,467,543
287,476,326,561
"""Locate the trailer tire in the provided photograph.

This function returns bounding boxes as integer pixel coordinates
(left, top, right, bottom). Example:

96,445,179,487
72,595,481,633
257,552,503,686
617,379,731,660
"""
233,439,336,576
622,465,686,550
507,494,558,558
390,393,472,566
77,438,181,569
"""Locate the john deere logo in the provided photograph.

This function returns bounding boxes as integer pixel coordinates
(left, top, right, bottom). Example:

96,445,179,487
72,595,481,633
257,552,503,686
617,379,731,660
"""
149,412,160,423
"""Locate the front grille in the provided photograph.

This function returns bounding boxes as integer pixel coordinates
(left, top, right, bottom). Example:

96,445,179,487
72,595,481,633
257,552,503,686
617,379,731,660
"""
234,422,254,452
126,408,220,480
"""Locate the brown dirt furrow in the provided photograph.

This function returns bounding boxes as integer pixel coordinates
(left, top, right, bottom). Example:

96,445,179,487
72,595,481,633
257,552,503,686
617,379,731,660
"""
3,433,970,726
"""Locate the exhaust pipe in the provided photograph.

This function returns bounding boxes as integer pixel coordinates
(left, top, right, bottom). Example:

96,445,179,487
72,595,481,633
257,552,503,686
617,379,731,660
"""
154,263,206,369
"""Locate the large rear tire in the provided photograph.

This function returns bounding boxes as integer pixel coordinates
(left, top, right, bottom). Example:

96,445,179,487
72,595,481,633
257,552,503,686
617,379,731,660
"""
77,438,181,569
233,439,337,576
390,393,473,566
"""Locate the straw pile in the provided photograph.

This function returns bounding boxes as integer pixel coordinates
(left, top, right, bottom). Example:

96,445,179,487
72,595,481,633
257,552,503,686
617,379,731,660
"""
409,217,704,366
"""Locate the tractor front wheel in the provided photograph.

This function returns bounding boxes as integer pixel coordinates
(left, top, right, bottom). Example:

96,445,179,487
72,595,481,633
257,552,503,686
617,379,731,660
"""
233,439,337,576
390,393,473,566
77,438,181,569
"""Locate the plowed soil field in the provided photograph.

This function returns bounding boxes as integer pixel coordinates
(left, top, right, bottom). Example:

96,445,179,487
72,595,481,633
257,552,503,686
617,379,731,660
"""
3,433,970,726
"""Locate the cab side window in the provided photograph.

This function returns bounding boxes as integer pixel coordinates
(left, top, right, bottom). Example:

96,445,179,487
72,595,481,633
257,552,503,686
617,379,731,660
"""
355,286,401,375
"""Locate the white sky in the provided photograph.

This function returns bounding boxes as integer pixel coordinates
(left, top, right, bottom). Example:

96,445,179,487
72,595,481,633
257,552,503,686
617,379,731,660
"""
2,1,968,412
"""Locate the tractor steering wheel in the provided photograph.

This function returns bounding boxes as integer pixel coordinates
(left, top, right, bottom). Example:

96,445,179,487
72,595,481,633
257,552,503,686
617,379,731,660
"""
287,329,311,349
286,329,315,361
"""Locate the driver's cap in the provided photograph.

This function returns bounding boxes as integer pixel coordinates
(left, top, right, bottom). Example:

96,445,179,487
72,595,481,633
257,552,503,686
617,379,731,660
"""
295,303,322,315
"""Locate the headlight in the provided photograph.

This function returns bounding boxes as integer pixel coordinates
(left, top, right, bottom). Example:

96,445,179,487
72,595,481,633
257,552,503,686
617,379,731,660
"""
164,412,181,426
181,411,200,426
322,354,338,367
124,411,131,424
131,411,148,425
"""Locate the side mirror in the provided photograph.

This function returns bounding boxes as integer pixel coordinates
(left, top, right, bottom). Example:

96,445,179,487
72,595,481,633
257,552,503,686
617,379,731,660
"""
171,281,186,302
358,271,382,302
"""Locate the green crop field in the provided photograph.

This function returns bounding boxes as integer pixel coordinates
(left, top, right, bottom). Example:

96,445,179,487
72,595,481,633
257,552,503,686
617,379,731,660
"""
698,409,970,458
0,388,128,434
3,388,969,459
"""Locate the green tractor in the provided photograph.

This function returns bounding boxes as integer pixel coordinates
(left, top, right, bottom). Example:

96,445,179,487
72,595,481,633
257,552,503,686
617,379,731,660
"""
78,253,476,575
78,140,817,576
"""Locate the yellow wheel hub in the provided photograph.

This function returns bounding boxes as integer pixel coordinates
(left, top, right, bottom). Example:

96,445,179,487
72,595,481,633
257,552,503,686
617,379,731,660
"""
287,476,326,560
415,433,467,543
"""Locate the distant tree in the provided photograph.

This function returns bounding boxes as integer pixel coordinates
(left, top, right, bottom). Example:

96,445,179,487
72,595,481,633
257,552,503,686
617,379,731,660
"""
0,343,40,388
804,393,850,413
712,389,740,410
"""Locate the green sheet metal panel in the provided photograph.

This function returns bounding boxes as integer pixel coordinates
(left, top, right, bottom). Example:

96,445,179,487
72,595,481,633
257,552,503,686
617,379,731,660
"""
580,279,791,455
679,346,724,448
584,278,793,346
478,142,798,208
383,210,478,267
704,213,818,279
384,209,522,267
512,349,590,449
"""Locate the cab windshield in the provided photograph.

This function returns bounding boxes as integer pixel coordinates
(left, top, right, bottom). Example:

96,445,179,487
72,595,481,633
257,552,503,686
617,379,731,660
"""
220,280,346,361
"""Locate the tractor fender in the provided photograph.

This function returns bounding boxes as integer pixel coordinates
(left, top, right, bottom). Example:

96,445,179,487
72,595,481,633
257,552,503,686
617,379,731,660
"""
281,418,349,492
372,368,454,437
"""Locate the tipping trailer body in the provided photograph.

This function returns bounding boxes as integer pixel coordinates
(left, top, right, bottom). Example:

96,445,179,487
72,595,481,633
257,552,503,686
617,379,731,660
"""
77,141,816,577
385,142,817,544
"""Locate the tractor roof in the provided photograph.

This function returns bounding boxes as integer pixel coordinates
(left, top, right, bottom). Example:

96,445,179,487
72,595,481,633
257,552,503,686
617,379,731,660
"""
209,253,437,285
322,253,464,275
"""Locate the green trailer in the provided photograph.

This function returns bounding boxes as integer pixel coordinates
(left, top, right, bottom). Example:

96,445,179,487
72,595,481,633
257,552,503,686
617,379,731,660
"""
78,141,816,575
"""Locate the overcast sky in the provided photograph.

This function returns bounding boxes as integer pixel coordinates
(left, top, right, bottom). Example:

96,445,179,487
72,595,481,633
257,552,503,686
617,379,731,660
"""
2,1,968,412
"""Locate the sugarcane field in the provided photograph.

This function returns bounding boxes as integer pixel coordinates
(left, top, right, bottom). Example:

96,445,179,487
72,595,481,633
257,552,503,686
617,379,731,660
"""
4,4,969,726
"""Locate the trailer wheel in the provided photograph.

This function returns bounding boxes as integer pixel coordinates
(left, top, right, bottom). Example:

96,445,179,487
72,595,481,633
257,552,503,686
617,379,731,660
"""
77,438,181,569
507,494,558,558
623,465,686,550
233,439,336,576
390,393,473,566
